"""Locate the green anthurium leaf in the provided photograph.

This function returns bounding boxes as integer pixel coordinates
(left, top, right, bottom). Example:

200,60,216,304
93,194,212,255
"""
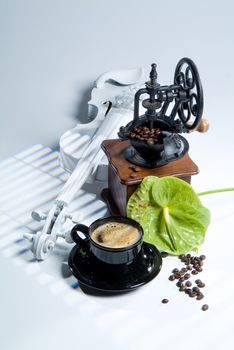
127,176,210,255
127,176,159,220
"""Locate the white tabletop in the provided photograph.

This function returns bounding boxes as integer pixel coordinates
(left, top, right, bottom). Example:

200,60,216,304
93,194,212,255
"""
1,143,234,350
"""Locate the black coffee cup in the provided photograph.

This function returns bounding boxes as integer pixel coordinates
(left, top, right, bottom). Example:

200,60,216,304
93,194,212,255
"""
71,216,143,265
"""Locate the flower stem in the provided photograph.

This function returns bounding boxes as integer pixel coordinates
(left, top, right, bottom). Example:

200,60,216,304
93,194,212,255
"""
197,188,234,197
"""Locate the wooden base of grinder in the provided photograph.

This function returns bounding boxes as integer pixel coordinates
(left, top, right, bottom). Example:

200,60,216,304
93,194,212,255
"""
101,139,199,216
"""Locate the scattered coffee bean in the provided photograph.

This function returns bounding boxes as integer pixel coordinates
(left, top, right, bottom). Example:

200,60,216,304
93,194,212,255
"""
161,252,169,258
172,268,179,273
201,304,209,311
166,253,208,310
185,281,192,287
192,286,200,293
185,288,192,295
196,293,204,300
176,281,182,288
169,275,175,281
181,267,187,273
162,299,169,304
200,255,206,260
179,285,186,292
195,279,202,285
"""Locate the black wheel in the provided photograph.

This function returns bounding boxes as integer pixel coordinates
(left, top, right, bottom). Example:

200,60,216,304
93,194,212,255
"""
174,57,203,131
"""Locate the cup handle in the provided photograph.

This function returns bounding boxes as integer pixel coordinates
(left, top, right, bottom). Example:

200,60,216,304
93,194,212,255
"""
71,224,89,249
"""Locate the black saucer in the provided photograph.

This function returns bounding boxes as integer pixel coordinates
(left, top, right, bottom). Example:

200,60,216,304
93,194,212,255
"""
68,242,162,295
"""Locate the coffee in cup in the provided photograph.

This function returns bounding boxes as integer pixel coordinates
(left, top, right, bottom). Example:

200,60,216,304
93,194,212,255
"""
71,216,143,265
91,221,140,249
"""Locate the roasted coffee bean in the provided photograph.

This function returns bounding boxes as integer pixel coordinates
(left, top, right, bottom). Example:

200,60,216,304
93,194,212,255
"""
184,273,191,280
201,304,209,311
192,287,200,293
181,267,187,273
130,126,162,143
179,254,185,260
196,267,203,273
185,281,192,287
161,252,168,258
162,299,169,304
195,279,202,285
172,268,179,273
185,288,192,295
196,293,204,300
165,254,208,308
198,282,205,288
168,275,175,281
179,285,186,292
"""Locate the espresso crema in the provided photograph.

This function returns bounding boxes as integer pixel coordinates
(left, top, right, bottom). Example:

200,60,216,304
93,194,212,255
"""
91,222,140,249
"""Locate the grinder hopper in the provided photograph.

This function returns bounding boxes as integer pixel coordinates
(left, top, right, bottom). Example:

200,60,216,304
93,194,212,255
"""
118,57,208,167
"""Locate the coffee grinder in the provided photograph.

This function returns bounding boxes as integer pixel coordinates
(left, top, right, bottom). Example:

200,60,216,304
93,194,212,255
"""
101,57,209,216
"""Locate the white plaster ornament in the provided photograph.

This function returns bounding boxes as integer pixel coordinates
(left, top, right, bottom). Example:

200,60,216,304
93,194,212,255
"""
24,67,145,260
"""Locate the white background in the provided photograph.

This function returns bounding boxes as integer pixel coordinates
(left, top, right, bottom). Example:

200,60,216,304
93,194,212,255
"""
1,1,234,350
1,0,234,164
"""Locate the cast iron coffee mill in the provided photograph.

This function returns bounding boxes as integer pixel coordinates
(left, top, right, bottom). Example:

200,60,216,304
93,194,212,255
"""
101,57,209,215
